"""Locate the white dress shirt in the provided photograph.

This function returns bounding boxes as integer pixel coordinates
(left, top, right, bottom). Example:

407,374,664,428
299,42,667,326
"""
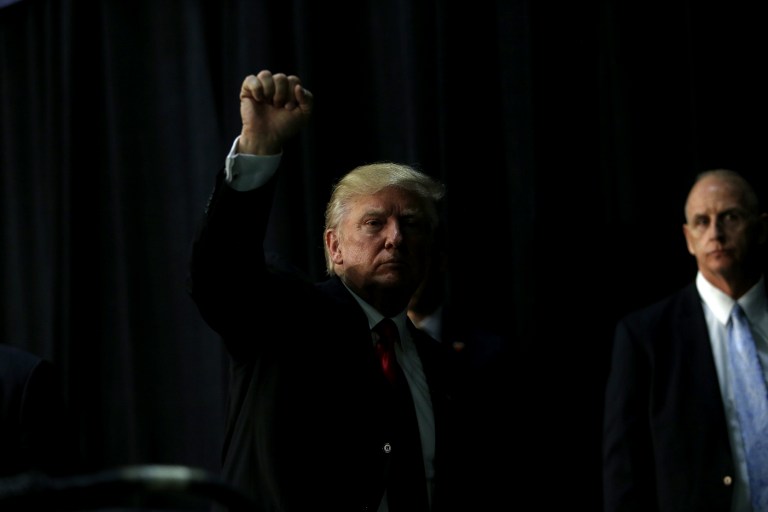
698,272,768,512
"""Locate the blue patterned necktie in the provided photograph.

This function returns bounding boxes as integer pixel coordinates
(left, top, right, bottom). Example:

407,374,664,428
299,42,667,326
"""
728,303,768,510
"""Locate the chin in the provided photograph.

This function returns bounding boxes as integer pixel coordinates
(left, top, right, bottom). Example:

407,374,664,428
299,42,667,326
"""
378,276,406,287
376,273,411,288
706,254,735,269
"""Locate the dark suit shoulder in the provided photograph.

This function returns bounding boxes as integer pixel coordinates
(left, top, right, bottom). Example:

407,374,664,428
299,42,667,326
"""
0,345,79,477
619,282,700,332
0,344,45,372
0,345,50,399
315,276,361,308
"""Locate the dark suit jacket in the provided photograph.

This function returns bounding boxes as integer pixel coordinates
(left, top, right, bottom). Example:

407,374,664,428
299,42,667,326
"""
430,307,513,511
189,172,465,511
603,282,736,512
0,345,77,478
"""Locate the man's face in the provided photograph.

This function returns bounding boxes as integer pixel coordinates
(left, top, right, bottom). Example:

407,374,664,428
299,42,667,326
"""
326,186,432,300
683,175,763,286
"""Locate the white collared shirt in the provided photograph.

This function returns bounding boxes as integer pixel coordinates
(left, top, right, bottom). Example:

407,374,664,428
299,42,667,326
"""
698,272,768,512
224,136,281,191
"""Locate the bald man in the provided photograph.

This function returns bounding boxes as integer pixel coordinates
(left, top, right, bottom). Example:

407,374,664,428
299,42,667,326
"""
603,170,768,512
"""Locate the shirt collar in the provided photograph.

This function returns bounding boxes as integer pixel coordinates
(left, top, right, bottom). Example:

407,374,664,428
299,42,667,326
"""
341,281,408,333
696,272,766,325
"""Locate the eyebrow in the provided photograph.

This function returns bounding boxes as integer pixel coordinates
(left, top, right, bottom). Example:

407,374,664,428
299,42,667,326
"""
690,207,745,221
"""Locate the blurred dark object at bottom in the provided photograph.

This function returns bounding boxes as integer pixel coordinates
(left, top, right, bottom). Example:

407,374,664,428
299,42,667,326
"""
0,464,256,511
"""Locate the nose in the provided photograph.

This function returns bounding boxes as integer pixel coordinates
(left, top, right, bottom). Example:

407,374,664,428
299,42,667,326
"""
711,217,726,240
383,220,403,249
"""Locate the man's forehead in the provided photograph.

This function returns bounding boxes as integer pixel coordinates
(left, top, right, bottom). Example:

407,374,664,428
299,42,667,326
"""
687,179,745,212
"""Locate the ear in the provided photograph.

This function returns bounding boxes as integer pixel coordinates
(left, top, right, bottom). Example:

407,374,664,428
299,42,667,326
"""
325,229,344,264
682,223,695,256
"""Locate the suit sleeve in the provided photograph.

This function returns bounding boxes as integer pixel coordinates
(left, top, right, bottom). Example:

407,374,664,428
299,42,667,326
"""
187,169,313,361
603,316,659,512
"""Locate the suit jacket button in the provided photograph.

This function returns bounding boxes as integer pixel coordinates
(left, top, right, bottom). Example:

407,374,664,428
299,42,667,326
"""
723,475,733,486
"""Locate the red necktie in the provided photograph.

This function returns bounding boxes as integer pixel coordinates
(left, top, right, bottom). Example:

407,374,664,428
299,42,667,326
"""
374,318,400,384
372,318,429,511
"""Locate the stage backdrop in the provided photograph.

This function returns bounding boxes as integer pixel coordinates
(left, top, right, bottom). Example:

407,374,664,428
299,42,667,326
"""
1,0,545,500
7,0,761,509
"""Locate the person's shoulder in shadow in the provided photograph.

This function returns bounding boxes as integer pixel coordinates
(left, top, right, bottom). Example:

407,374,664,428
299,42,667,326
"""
0,344,82,478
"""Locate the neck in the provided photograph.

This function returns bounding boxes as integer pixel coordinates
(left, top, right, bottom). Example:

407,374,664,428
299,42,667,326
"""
370,295,410,318
705,269,762,300
339,277,412,318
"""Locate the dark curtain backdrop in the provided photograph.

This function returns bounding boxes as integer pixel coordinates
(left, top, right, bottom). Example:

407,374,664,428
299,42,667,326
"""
601,5,768,370
0,0,608,508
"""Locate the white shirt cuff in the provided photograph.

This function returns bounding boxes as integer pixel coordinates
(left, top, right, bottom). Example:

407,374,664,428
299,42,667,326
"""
224,136,282,191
